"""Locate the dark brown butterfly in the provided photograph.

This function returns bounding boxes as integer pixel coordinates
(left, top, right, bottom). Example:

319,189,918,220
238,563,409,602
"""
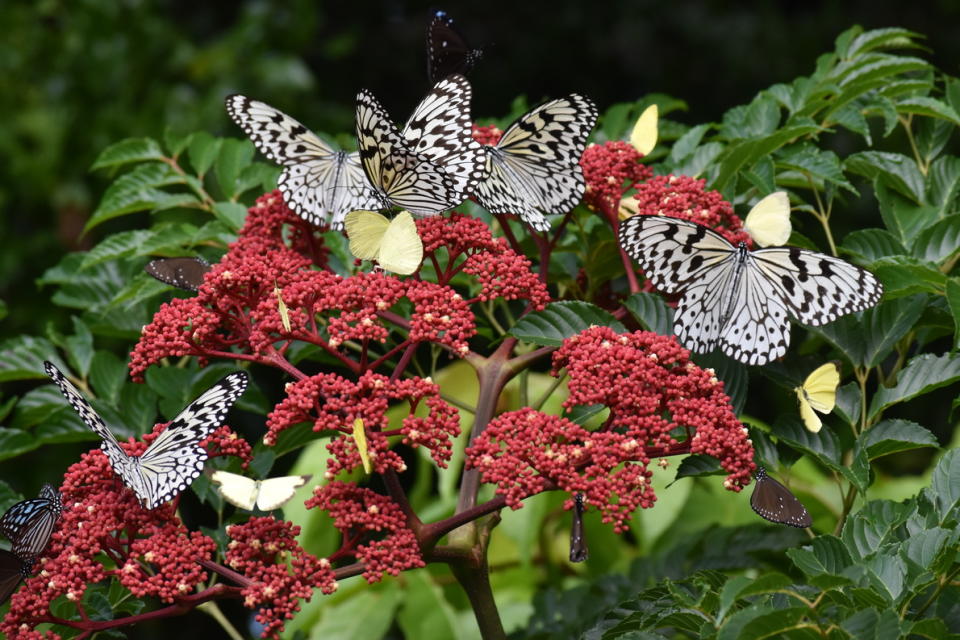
569,493,589,562
0,550,30,605
144,257,212,292
426,10,483,83
750,467,811,528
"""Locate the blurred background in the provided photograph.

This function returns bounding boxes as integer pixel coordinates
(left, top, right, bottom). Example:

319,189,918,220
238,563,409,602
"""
4,0,960,338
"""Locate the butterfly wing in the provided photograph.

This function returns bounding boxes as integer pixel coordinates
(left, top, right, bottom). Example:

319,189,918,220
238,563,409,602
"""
474,95,598,231
226,95,379,229
44,362,129,473
356,89,464,215
401,75,486,196
210,471,260,510
144,257,212,292
426,10,481,83
797,388,824,433
0,550,24,605
345,210,391,262
255,475,312,511
136,372,249,509
743,192,791,247
569,493,588,562
630,104,658,156
750,468,812,528
0,487,61,560
378,211,424,275
803,362,841,413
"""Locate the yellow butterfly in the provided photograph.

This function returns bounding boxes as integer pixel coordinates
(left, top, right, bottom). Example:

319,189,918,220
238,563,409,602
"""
210,471,312,511
630,105,658,156
352,418,372,474
344,210,423,275
743,191,791,247
796,362,840,433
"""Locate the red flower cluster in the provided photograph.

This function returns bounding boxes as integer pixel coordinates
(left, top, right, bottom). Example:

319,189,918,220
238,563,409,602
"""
471,123,503,146
466,326,753,532
631,174,752,246
580,141,654,217
225,517,337,639
305,482,425,583
264,371,460,475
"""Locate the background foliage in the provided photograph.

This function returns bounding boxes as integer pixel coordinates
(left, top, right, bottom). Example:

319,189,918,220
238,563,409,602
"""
3,3,960,639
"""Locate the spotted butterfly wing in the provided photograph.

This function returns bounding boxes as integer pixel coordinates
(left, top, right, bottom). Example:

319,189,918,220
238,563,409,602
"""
750,467,811,527
426,10,483,83
0,485,62,560
226,95,380,229
356,87,465,215
473,95,598,232
44,361,248,510
144,257,211,292
617,215,883,365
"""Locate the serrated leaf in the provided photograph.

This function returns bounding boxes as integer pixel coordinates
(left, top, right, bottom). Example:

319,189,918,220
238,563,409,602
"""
776,143,857,194
89,351,128,405
927,448,960,520
947,278,960,350
926,155,960,218
872,255,946,298
91,137,165,170
844,27,924,57
814,295,926,368
772,415,841,468
622,292,674,336
187,132,223,176
212,201,248,232
509,302,626,347
713,123,821,190
86,162,186,231
845,151,924,204
215,138,255,198
834,382,861,427
787,535,852,577
674,455,722,480
911,215,960,264
668,124,711,164
79,230,153,269
896,96,960,126
842,501,912,561
839,228,907,263
862,419,938,459
0,335,58,382
869,353,960,419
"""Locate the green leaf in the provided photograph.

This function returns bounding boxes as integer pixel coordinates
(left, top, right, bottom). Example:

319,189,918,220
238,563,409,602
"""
713,123,821,190
211,201,248,232
839,228,907,263
509,301,626,347
90,137,165,170
787,535,852,577
397,571,460,640
869,353,960,419
0,335,58,382
690,351,748,414
928,449,960,520
844,27,924,57
872,256,946,298
910,215,960,264
304,587,401,640
813,296,926,368
775,143,857,194
215,138,255,198
874,179,941,244
675,454,722,480
89,351,128,405
862,419,938,459
64,317,95,376
668,124,711,164
772,415,841,468
896,96,960,126
926,156,960,218
622,292,674,336
834,382,861,427
86,162,186,231
845,151,924,203
0,429,38,463
79,230,153,269
187,131,223,176
947,278,960,350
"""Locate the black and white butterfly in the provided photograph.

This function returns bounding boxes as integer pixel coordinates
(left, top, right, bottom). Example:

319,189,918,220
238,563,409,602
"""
0,484,62,561
356,74,486,215
750,467,812,528
44,362,248,510
617,216,883,365
226,95,381,229
0,485,62,605
426,10,483,83
473,95,598,232
144,257,212,292
568,493,589,562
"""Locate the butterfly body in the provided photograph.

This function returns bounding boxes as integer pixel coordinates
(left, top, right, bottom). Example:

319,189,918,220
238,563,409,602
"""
426,10,483,83
618,215,883,365
474,95,598,231
45,362,248,510
226,95,380,229
750,467,811,528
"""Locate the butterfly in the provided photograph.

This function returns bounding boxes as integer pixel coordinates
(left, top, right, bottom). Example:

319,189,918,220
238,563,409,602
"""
210,471,312,511
473,95,598,231
0,484,62,560
750,467,812,528
630,104,659,156
743,191,791,248
426,10,483,83
344,210,423,275
144,257,212,292
44,361,248,510
568,493,588,562
356,75,486,215
617,215,883,365
0,486,62,605
796,362,840,433
226,95,381,229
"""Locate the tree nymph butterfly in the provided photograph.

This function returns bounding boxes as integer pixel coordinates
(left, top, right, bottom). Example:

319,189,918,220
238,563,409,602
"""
144,257,212,292
226,94,381,229
426,10,483,83
473,95,598,232
617,215,883,365
750,467,812,528
44,361,248,510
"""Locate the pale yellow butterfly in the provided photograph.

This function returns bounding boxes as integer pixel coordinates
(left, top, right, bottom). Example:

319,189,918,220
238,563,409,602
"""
743,191,791,247
210,471,312,511
630,104,658,156
795,362,840,433
274,281,291,332
352,418,372,474
344,210,423,275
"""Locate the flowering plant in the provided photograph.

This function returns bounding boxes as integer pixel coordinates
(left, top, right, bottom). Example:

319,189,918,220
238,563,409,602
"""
2,25,960,640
